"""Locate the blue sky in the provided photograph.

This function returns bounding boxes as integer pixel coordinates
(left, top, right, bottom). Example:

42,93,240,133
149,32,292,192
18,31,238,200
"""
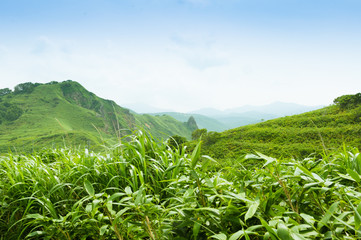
1,0,360,112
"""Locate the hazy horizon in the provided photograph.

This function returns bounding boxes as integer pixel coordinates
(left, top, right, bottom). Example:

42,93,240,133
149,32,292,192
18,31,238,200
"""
1,0,360,112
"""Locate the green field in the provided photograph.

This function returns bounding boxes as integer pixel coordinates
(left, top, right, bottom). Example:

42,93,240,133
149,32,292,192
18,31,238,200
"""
198,101,361,160
1,131,361,239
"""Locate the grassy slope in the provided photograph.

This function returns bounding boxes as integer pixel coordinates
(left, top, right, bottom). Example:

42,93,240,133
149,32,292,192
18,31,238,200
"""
0,83,102,152
201,104,361,159
134,114,195,139
150,112,227,132
0,81,196,152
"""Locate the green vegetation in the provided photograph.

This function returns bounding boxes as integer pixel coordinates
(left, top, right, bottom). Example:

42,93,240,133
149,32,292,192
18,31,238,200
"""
192,128,208,140
1,131,361,239
334,93,361,110
0,80,197,153
0,101,23,123
199,94,361,159
1,83,361,239
150,112,227,132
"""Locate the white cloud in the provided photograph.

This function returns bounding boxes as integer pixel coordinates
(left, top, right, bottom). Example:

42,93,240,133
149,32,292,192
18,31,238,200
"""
168,33,228,70
0,32,361,112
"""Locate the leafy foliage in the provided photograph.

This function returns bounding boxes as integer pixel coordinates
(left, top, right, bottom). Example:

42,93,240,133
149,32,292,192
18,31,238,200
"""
167,134,187,149
0,88,12,96
14,82,40,94
0,101,23,123
1,132,361,239
334,93,361,110
192,128,208,140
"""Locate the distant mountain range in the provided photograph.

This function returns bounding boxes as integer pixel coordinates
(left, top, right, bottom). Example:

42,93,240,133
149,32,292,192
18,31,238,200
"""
139,102,324,131
148,112,227,132
190,102,323,130
200,99,361,158
0,81,197,152
123,103,174,114
190,102,324,117
0,80,326,154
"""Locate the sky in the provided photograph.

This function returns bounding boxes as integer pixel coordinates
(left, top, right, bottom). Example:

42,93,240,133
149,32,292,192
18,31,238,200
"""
0,0,360,112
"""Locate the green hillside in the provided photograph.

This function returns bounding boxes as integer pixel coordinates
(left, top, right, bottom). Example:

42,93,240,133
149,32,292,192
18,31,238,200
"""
199,93,361,159
150,112,227,132
0,80,197,153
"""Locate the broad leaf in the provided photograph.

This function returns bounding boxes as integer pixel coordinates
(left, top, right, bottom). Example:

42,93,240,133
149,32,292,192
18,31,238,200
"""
245,200,259,221
84,179,95,196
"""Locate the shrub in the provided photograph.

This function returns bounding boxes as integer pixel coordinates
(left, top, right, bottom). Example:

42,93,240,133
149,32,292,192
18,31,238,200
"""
334,93,361,110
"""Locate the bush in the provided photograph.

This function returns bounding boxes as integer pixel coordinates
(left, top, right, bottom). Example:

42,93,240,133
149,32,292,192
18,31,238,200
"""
1,132,361,239
192,128,207,140
0,88,12,96
14,82,39,94
0,102,23,122
167,135,187,149
334,93,361,110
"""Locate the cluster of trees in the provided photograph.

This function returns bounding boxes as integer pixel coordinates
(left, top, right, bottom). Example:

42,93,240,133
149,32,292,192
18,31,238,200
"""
14,82,40,94
334,93,361,109
168,128,221,152
0,102,23,124
0,88,12,96
0,82,41,97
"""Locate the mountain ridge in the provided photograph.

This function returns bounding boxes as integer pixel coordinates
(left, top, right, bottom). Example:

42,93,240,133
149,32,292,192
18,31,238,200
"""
131,102,324,131
197,95,361,158
0,80,197,153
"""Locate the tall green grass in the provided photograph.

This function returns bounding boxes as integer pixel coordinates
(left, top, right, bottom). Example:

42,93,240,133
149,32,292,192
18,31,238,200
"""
1,131,361,239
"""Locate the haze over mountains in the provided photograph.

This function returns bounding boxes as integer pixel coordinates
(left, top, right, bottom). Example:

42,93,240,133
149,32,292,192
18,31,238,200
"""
125,102,323,131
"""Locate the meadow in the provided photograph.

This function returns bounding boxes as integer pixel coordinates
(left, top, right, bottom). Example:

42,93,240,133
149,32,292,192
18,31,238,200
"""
199,104,361,159
1,131,361,239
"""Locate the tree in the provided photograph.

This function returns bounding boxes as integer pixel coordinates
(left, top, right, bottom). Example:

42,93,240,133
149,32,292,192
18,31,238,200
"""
4,105,23,121
0,88,12,96
192,128,207,140
167,135,187,149
203,131,220,146
334,93,361,110
0,102,23,121
14,82,39,94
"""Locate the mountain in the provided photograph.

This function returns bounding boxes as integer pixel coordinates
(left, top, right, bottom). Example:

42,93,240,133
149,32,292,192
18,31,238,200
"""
224,102,323,116
198,94,361,159
214,111,278,129
189,108,224,117
149,112,227,132
0,80,197,153
190,102,323,129
122,103,173,114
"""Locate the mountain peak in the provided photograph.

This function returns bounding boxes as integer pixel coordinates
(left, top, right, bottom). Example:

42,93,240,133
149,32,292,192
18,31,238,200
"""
0,80,197,152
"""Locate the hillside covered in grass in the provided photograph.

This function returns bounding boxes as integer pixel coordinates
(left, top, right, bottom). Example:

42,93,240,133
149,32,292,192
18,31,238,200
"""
1,132,361,239
197,93,361,159
149,112,227,132
0,81,197,153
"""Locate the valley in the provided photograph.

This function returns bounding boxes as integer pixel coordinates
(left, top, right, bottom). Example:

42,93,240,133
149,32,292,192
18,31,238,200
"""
1,81,361,239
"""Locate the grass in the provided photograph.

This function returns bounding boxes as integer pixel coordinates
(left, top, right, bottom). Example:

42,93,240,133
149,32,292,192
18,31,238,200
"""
200,105,361,159
1,131,361,239
0,81,197,153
